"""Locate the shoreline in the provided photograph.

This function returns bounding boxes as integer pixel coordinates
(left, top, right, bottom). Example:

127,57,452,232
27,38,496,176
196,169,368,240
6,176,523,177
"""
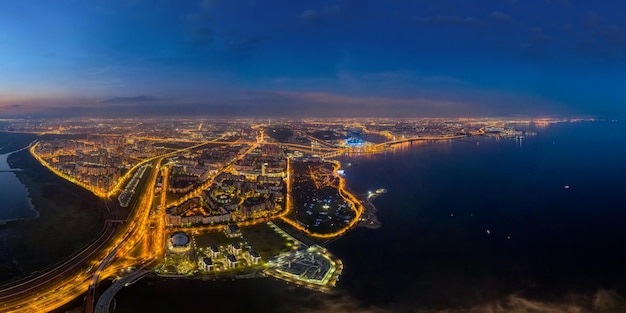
0,141,40,223
359,191,382,229
0,141,107,279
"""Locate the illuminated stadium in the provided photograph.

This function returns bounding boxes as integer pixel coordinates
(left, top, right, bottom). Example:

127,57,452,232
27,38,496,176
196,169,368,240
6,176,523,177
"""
342,137,372,149
344,137,365,147
168,231,191,253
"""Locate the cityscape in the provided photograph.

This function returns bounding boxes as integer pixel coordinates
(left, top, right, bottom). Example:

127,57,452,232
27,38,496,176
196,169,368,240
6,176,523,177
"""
0,117,558,312
2,0,626,312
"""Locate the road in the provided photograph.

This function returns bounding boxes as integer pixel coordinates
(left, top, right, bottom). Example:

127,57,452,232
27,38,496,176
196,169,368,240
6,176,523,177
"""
0,221,116,309
94,270,148,313
83,157,162,313
279,159,365,239
1,146,171,312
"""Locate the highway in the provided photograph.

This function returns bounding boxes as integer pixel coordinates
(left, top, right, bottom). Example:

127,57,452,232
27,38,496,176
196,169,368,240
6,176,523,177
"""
84,157,162,313
0,220,117,310
94,270,148,313
0,141,186,312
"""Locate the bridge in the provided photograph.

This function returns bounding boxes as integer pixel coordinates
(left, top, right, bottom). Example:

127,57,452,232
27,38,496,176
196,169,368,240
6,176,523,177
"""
105,219,126,224
94,270,148,313
85,157,163,313
370,135,466,150
307,136,338,149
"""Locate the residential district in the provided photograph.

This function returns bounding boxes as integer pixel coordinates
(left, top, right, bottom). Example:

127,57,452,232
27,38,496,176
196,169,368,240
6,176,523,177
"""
0,117,566,313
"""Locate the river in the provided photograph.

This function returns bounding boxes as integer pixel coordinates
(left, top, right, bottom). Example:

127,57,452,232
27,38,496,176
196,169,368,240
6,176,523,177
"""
0,144,39,223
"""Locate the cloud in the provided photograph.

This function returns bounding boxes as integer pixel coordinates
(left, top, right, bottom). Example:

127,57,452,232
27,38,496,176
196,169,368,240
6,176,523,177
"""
0,104,25,115
361,70,463,85
491,25,556,60
327,69,465,98
222,33,265,60
86,66,118,76
20,90,472,118
190,27,214,48
574,13,626,59
100,95,163,104
583,11,602,29
300,10,319,22
280,289,626,313
545,0,571,7
300,4,343,24
529,27,552,42
278,291,389,313
434,290,626,313
237,90,471,117
185,0,218,23
0,83,578,119
414,15,483,26
297,1,364,28
490,11,514,23
200,0,217,11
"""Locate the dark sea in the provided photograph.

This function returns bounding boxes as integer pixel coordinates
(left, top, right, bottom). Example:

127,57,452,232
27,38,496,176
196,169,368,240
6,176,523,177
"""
114,121,626,313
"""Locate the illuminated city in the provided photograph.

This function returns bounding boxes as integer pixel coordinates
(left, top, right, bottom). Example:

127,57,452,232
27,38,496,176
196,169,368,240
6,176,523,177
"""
0,117,559,312
2,1,626,312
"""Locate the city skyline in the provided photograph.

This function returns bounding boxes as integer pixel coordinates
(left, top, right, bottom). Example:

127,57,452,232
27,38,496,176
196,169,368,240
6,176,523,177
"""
2,0,625,118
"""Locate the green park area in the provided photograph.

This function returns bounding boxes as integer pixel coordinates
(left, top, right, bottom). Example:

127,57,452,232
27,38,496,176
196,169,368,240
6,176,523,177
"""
193,230,241,247
240,223,293,260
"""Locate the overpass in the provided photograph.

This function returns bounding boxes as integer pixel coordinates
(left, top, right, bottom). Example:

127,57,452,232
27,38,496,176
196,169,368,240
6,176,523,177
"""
370,135,466,150
94,270,148,313
233,141,338,152
85,157,162,313
306,136,338,149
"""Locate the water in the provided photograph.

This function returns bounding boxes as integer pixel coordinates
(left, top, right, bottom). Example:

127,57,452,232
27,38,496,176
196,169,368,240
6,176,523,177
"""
0,146,39,223
114,121,626,312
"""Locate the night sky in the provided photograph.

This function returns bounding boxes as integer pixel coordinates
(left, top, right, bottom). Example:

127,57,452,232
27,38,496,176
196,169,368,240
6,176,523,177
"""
1,0,625,117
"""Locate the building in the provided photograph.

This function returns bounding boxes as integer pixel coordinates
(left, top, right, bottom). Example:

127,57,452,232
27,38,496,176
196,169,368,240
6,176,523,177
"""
229,242,242,255
224,224,241,237
246,249,261,264
201,257,214,271
240,197,269,218
165,197,232,226
226,254,239,268
168,231,190,253
209,245,221,258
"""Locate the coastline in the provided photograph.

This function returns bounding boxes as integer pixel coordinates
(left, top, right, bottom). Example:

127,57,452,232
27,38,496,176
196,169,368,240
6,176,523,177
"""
1,143,106,277
0,141,40,224
357,191,382,229
0,191,39,225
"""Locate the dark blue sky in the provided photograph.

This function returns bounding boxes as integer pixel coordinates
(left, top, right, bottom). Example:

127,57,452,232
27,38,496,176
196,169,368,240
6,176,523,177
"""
1,0,625,117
